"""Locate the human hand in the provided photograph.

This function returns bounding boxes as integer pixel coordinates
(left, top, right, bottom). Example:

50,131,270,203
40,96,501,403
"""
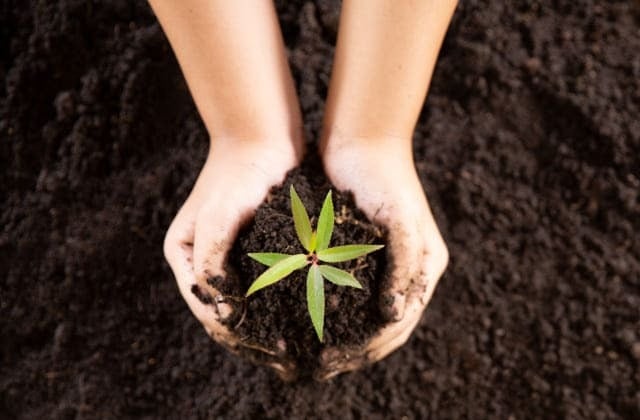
316,138,449,380
164,138,302,380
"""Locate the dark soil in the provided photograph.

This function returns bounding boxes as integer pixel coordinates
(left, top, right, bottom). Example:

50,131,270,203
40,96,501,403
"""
1,0,639,419
217,155,387,374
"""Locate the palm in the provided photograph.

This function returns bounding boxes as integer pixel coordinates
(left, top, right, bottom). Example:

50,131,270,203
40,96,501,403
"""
164,139,301,379
317,142,449,380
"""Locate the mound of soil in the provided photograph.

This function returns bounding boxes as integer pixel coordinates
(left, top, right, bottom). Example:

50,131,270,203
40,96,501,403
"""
215,155,387,375
1,0,639,419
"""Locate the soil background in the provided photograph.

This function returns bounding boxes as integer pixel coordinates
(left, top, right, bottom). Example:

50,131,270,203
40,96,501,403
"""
1,0,639,418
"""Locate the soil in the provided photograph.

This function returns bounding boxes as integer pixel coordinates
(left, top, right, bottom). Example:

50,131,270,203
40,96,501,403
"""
216,155,387,375
1,0,639,419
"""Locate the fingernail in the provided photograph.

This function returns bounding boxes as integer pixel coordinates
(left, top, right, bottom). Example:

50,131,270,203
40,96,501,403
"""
215,302,233,319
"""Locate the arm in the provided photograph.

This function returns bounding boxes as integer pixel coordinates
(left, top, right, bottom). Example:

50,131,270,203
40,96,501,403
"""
149,0,302,142
317,0,457,380
150,0,303,380
322,0,457,144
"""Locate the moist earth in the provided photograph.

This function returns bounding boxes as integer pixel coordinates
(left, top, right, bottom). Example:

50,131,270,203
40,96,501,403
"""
1,0,639,419
216,154,387,375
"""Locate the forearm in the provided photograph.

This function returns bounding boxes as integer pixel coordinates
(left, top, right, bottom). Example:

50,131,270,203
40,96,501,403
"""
149,0,302,145
322,0,457,147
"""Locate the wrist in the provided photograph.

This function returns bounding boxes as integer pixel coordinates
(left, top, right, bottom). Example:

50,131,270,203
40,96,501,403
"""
320,131,413,161
208,129,305,162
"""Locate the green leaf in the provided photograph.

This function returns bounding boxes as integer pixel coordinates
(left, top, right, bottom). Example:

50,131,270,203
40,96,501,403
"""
316,244,384,263
306,264,325,342
309,231,318,253
247,252,291,267
290,185,313,252
318,265,362,289
315,190,334,251
246,254,308,296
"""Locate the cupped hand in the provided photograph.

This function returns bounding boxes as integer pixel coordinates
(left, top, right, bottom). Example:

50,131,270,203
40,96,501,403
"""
164,138,302,380
316,138,449,380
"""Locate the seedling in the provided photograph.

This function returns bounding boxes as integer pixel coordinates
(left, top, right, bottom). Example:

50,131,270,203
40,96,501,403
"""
246,185,384,342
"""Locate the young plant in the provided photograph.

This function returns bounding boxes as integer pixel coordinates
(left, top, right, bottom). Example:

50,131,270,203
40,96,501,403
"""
245,185,384,342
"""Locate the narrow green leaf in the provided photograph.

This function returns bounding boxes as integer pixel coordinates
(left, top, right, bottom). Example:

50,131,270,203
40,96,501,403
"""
306,265,325,342
316,244,384,263
246,254,308,296
247,252,291,267
309,231,318,253
290,185,313,251
315,190,334,251
318,265,362,289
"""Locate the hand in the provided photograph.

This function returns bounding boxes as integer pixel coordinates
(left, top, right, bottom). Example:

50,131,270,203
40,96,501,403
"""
164,138,302,380
316,138,449,380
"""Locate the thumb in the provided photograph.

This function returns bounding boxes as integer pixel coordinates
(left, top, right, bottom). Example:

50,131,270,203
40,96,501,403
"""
164,208,225,326
417,227,449,307
379,221,422,322
192,192,258,319
379,204,447,321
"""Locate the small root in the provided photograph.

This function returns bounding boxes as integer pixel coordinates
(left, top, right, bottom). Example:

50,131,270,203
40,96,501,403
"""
233,300,248,330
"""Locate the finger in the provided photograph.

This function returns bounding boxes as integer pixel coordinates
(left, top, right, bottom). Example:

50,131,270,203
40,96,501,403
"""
363,237,447,362
315,358,364,381
164,211,232,336
366,288,426,354
314,242,445,379
380,221,422,321
233,340,297,381
366,321,416,363
202,317,296,378
419,230,449,302
192,200,237,278
365,311,419,355
382,201,447,321
270,362,298,382
316,233,448,377
192,179,268,281
366,249,445,360
366,307,422,362
316,308,421,381
315,347,368,381
191,193,250,317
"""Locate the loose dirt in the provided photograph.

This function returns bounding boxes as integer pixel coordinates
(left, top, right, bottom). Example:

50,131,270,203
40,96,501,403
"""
217,154,387,377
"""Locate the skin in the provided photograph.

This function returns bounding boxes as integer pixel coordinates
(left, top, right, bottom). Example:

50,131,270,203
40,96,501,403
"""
149,0,303,380
317,0,457,380
152,0,457,380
